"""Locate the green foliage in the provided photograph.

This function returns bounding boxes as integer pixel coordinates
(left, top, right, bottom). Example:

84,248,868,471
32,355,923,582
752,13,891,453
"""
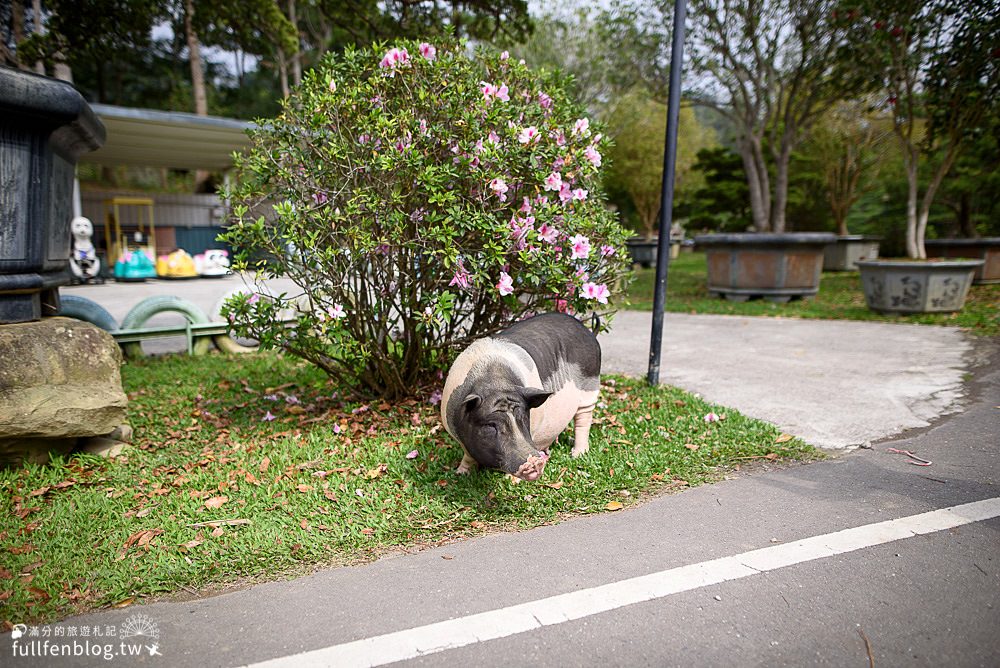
221,39,631,399
604,92,717,239
684,147,751,233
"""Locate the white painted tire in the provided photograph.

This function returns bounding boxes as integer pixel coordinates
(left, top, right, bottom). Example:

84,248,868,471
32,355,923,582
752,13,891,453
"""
119,296,213,358
211,287,261,354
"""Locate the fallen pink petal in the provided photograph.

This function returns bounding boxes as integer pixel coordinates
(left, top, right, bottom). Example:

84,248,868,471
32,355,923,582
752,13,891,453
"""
406,450,419,459
704,412,721,423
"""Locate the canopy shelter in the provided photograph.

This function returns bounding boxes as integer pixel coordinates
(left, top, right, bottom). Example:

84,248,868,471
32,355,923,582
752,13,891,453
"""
83,104,255,171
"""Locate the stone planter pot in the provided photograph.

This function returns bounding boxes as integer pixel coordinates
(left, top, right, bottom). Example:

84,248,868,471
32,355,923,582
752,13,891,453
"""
626,237,680,268
924,238,1000,284
823,235,881,271
694,232,836,302
856,259,984,314
0,68,106,323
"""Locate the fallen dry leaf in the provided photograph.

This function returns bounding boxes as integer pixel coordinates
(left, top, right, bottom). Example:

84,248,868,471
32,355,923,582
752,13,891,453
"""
112,597,134,608
545,481,564,490
605,501,624,511
685,443,699,451
297,484,314,493
180,539,203,549
441,554,454,560
259,456,271,473
765,452,779,461
204,496,228,509
210,526,225,537
136,507,153,518
774,433,794,444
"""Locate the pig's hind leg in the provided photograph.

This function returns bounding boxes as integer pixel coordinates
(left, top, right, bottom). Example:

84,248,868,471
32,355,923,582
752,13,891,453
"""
570,401,596,458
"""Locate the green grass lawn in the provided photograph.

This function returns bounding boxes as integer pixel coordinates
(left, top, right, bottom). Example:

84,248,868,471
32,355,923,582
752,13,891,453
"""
625,252,999,336
0,352,817,624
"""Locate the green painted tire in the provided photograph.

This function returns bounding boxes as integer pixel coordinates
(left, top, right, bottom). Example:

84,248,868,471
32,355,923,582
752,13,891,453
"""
119,296,213,358
57,295,119,332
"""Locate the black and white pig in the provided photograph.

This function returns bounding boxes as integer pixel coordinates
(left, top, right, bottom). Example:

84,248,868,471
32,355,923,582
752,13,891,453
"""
440,312,601,481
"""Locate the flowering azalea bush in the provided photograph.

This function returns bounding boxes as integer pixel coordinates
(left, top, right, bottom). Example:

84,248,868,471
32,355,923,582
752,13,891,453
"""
221,39,630,398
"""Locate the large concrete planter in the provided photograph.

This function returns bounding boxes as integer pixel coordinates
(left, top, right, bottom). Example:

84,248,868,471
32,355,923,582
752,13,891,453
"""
823,235,881,271
626,237,680,268
0,68,106,323
856,259,984,314
695,233,836,302
924,238,1000,284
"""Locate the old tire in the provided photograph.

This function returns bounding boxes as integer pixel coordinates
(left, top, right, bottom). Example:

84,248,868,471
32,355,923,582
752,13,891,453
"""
119,296,213,358
57,295,119,332
210,288,260,354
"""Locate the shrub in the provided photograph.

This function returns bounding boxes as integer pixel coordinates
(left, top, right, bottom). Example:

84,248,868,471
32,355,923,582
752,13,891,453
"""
221,39,631,399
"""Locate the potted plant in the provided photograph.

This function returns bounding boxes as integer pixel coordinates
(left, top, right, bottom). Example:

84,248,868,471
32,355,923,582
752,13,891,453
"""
843,2,993,312
695,232,836,302
924,238,1000,284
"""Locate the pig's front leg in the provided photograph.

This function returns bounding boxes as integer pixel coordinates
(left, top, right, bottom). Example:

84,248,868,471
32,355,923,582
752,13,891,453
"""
456,451,478,474
571,402,596,458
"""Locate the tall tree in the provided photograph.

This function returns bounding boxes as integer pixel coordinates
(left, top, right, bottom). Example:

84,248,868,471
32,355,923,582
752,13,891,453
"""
603,0,864,233
841,0,1000,257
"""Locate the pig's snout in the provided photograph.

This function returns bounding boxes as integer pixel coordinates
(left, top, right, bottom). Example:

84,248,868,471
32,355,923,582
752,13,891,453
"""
514,451,549,481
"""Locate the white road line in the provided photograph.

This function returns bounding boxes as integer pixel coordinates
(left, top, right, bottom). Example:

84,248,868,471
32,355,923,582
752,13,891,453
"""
245,497,1000,668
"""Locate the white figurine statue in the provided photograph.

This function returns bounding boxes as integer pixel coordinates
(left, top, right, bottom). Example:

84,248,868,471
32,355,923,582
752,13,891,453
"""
69,216,101,281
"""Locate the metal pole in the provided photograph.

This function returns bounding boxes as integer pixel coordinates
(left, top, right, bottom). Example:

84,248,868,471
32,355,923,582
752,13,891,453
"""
647,0,688,386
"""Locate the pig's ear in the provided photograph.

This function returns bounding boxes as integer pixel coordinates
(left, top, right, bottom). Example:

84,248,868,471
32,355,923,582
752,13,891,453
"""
462,394,482,412
522,388,552,409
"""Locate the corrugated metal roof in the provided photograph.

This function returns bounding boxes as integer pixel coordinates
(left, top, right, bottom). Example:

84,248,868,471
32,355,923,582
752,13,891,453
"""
82,104,255,171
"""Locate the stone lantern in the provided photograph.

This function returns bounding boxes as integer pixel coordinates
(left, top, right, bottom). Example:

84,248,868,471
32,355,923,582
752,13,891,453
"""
0,67,128,466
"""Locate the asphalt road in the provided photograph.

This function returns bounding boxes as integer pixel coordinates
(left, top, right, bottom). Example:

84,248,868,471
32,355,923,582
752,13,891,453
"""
5,344,997,667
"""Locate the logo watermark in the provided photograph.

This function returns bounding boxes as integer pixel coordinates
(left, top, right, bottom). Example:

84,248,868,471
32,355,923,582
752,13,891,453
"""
8,614,163,661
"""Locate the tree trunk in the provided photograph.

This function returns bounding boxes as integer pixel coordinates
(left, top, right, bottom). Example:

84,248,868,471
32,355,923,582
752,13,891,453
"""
904,157,920,258
183,0,210,191
184,0,208,116
288,0,302,87
31,0,44,74
958,193,977,238
739,140,770,232
770,144,792,233
277,48,290,99
9,1,25,68
835,214,849,237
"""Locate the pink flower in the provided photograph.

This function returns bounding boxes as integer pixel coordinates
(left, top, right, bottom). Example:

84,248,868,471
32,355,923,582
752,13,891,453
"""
418,42,436,60
328,79,337,93
572,188,588,201
406,449,419,459
247,293,261,305
487,130,501,144
704,412,721,423
379,47,410,73
333,423,342,434
555,299,569,313
490,177,509,201
428,389,442,405
585,146,602,168
537,223,559,244
358,134,370,144
559,183,573,203
519,197,533,214
497,271,514,296
481,81,498,98
419,119,428,135
570,234,591,259
500,50,510,61
312,191,328,205
538,91,552,109
600,244,617,257
518,126,540,144
263,411,276,422
582,282,610,305
449,259,471,289
543,172,563,191
328,303,346,319
573,118,591,136
496,84,510,102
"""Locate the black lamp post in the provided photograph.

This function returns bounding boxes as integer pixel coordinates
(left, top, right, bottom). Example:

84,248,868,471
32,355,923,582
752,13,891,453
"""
647,0,688,386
